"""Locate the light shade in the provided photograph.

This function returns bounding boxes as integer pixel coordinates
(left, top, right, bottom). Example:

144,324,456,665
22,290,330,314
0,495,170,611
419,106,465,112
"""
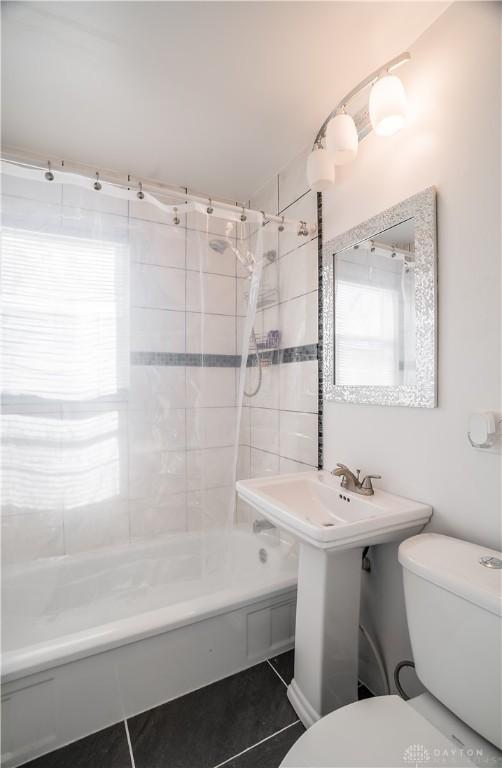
326,113,358,165
369,74,407,136
306,148,335,192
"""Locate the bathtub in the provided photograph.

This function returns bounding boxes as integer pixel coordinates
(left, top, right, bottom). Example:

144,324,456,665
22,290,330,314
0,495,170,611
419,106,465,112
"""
1,527,298,767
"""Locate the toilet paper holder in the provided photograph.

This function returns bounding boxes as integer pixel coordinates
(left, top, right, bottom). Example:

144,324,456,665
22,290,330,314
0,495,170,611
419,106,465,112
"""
467,412,502,449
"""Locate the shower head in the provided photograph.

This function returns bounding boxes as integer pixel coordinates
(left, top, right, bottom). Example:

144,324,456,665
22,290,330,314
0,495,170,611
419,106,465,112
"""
208,238,255,275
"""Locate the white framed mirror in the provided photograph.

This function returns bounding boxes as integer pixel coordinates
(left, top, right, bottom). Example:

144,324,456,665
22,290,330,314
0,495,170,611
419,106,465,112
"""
323,187,437,407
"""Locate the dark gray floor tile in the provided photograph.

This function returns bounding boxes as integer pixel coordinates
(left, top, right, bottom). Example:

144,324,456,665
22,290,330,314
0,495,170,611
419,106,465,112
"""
21,723,131,768
268,650,294,685
127,662,298,768
223,721,305,768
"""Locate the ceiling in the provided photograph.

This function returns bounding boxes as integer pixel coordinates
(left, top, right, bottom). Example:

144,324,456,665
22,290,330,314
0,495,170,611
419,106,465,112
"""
2,1,448,202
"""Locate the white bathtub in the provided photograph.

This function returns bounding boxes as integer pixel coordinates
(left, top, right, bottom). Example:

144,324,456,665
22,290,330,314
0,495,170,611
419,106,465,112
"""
1,527,298,767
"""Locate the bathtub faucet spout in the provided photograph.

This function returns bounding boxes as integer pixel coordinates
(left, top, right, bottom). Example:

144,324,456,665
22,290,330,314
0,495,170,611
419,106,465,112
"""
253,519,275,534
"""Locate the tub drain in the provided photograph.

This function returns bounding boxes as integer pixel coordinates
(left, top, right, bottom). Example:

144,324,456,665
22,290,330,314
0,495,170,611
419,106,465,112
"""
259,548,267,563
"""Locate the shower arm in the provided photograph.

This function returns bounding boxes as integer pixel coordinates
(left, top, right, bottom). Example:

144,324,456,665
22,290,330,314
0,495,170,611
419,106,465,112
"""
312,51,410,150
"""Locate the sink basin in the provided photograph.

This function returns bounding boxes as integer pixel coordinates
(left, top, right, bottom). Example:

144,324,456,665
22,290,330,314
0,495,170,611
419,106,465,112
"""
236,470,432,551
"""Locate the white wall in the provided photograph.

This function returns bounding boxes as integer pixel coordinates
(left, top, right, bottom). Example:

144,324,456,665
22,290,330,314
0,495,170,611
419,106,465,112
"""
321,1,501,694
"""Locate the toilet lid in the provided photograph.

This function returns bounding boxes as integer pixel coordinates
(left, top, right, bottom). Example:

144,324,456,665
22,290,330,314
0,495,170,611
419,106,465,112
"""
281,696,476,767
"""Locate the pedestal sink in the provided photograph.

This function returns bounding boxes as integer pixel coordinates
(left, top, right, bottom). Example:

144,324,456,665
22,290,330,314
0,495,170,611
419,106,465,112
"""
236,470,432,727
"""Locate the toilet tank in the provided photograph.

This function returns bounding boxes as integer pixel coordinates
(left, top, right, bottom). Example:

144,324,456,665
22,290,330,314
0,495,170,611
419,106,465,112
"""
399,533,502,750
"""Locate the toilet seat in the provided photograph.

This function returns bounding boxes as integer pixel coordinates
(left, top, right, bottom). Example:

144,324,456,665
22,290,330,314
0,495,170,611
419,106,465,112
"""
280,695,476,767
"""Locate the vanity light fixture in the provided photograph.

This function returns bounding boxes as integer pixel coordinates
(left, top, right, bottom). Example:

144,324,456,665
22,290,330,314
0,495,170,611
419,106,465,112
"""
307,146,335,192
326,111,358,165
369,74,407,136
307,52,410,191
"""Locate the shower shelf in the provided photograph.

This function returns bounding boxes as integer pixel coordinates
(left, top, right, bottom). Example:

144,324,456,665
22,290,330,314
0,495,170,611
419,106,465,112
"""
244,288,279,310
253,331,281,367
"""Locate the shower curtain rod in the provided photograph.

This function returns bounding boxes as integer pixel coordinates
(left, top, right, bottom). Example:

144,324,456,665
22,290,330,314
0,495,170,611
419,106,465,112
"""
1,149,316,235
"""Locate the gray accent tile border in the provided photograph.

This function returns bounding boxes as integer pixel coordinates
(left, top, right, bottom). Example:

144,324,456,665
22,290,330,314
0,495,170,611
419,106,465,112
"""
131,344,318,368
131,352,241,368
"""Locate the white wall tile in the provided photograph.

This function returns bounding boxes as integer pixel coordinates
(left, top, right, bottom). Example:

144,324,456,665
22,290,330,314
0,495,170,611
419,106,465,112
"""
250,448,280,478
63,185,129,216
279,411,318,465
236,317,251,355
130,492,187,538
250,407,279,453
278,193,317,258
186,236,236,276
186,446,236,490
236,277,250,317
244,364,279,409
187,407,238,449
279,292,318,348
280,360,318,413
129,408,186,452
187,486,234,530
1,510,64,563
130,220,185,269
186,209,239,239
131,308,185,353
129,366,186,410
129,193,184,225
279,238,318,302
186,313,236,355
186,368,235,408
239,406,250,445
261,303,280,336
129,449,187,498
187,271,236,315
280,456,316,474
237,445,251,480
278,146,310,212
131,264,185,311
2,174,63,205
63,498,129,554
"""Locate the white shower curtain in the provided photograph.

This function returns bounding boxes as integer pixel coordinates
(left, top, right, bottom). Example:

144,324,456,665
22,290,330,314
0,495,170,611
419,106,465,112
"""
0,168,266,571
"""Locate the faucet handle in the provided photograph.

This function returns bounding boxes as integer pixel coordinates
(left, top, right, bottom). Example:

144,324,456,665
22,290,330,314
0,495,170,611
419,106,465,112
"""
361,474,381,492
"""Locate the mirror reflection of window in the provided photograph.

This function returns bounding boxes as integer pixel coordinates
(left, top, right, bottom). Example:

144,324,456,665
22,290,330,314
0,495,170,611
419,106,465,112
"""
334,218,416,388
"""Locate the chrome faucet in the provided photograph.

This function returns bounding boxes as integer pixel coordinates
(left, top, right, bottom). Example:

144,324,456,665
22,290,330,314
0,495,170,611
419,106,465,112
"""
253,518,275,534
331,463,381,496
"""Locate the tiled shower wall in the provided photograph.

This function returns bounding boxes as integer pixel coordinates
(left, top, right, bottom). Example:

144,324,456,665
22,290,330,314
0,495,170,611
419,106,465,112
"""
237,149,319,512
1,173,259,562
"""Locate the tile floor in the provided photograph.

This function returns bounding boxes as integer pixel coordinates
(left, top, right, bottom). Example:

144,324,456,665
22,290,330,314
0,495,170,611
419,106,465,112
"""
23,650,373,768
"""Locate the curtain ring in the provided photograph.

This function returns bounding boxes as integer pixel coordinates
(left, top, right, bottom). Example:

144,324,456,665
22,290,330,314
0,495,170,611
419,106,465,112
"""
278,216,285,233
93,172,102,191
207,198,214,215
137,181,144,200
44,161,54,182
240,205,247,223
173,207,180,226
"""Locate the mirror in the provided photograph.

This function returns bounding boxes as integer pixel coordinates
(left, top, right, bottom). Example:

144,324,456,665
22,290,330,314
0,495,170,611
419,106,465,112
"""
323,188,437,407
334,218,416,387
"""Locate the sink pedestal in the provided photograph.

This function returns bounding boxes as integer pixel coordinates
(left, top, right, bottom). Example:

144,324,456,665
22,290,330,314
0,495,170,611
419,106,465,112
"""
287,543,363,728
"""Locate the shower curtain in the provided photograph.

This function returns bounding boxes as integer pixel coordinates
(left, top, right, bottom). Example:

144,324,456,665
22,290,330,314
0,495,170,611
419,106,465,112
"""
0,167,267,573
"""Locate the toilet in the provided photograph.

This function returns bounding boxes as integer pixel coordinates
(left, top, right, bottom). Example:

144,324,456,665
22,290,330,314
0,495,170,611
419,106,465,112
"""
281,533,502,767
